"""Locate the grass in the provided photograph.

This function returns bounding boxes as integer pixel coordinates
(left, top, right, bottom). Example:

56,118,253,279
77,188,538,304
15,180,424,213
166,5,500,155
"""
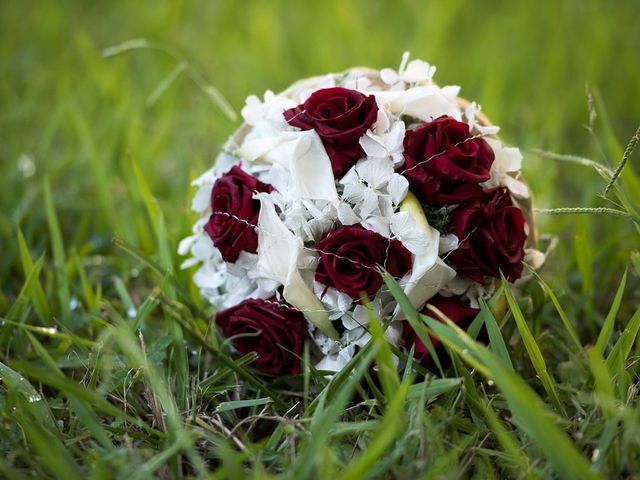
1,0,640,478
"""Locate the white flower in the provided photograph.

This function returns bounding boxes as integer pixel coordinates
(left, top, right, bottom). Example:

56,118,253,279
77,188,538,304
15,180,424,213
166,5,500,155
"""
241,90,296,136
390,211,436,256
337,202,360,225
315,320,402,374
240,130,339,204
359,107,406,166
314,282,353,321
342,71,373,92
340,157,409,228
464,102,500,136
481,138,530,199
439,233,459,255
525,248,546,270
392,192,456,316
440,275,496,309
256,193,338,338
190,168,216,213
316,344,357,373
280,198,338,243
380,52,437,89
293,74,336,103
373,84,462,122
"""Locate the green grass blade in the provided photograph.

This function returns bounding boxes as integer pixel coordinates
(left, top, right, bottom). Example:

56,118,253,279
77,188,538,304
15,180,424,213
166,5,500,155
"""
68,396,115,452
101,38,150,58
574,220,594,325
43,178,71,325
131,160,174,274
14,409,83,480
381,270,444,374
293,346,377,479
72,253,97,313
24,331,114,451
502,277,565,415
17,227,52,324
131,431,196,480
595,269,627,354
12,361,158,434
587,347,617,420
479,299,514,371
216,397,272,413
366,299,401,401
478,399,537,479
604,122,640,195
405,377,461,401
606,307,640,372
340,380,411,480
537,275,583,352
419,316,599,480
146,61,188,107
0,361,56,430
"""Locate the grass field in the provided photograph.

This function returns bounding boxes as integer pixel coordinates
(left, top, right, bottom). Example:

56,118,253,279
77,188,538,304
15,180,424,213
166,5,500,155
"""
1,1,640,478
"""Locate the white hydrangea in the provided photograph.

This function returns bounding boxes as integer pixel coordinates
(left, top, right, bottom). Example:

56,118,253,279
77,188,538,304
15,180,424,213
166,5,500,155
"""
481,137,530,199
339,157,409,236
380,52,437,89
359,107,406,166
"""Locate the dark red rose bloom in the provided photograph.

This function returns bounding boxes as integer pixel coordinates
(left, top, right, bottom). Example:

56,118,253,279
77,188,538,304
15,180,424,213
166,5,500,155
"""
402,115,494,206
315,226,412,300
284,87,379,178
404,294,480,367
216,297,308,376
204,166,273,263
448,188,527,283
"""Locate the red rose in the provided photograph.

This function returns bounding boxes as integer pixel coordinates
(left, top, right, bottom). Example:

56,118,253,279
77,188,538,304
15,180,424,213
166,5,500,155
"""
315,226,412,300
448,188,527,283
204,166,273,263
404,294,480,367
284,87,379,178
402,115,494,206
216,297,308,376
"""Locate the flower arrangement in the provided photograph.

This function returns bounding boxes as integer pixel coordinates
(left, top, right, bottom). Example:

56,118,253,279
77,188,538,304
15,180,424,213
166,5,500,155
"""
179,53,544,375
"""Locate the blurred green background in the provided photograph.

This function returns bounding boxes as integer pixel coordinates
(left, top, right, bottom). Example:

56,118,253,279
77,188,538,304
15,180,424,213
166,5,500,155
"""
1,0,639,312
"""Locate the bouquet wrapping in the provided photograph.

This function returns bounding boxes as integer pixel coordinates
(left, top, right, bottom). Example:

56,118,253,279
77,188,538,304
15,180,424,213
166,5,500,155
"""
179,54,544,375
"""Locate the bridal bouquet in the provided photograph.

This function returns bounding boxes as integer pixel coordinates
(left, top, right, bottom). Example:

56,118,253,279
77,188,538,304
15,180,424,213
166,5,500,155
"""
179,54,544,375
